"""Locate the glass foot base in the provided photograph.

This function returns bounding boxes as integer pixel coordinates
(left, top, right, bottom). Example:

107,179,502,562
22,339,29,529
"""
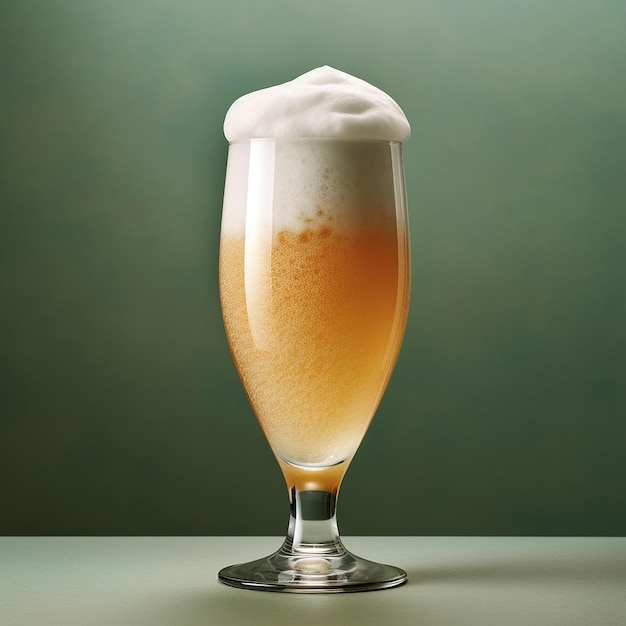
218,544,407,593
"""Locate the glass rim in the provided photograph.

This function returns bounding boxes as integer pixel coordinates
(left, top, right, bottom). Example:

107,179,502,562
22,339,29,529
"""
226,137,404,146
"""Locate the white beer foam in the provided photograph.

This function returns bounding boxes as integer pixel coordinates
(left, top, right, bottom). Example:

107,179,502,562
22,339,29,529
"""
224,66,410,142
221,140,401,234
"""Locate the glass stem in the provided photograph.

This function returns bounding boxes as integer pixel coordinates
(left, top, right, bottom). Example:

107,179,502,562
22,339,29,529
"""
282,488,345,556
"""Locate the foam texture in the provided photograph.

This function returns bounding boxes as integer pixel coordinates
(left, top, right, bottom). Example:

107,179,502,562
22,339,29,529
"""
220,140,402,235
224,66,410,142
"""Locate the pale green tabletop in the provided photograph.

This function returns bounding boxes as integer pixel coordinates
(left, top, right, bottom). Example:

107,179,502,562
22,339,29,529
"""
1,537,625,625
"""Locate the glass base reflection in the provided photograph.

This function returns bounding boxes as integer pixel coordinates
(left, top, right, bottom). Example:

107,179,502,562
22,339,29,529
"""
218,541,407,593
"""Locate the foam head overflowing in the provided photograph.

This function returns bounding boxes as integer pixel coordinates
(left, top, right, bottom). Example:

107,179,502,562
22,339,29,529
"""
224,66,410,142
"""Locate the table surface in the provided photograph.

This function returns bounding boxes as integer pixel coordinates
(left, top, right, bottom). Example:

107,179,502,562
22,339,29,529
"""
1,536,625,625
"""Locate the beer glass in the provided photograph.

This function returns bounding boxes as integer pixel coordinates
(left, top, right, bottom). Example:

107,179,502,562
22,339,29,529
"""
218,138,410,592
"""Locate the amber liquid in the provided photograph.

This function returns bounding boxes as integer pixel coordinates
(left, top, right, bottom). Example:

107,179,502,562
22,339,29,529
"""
220,210,409,490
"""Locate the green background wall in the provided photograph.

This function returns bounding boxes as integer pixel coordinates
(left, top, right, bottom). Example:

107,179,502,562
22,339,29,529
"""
1,0,624,536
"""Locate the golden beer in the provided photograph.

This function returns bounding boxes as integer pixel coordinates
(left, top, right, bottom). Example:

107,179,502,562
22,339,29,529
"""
219,139,409,493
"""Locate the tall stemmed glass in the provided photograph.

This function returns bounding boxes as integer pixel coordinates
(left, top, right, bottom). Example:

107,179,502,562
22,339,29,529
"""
218,137,410,592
